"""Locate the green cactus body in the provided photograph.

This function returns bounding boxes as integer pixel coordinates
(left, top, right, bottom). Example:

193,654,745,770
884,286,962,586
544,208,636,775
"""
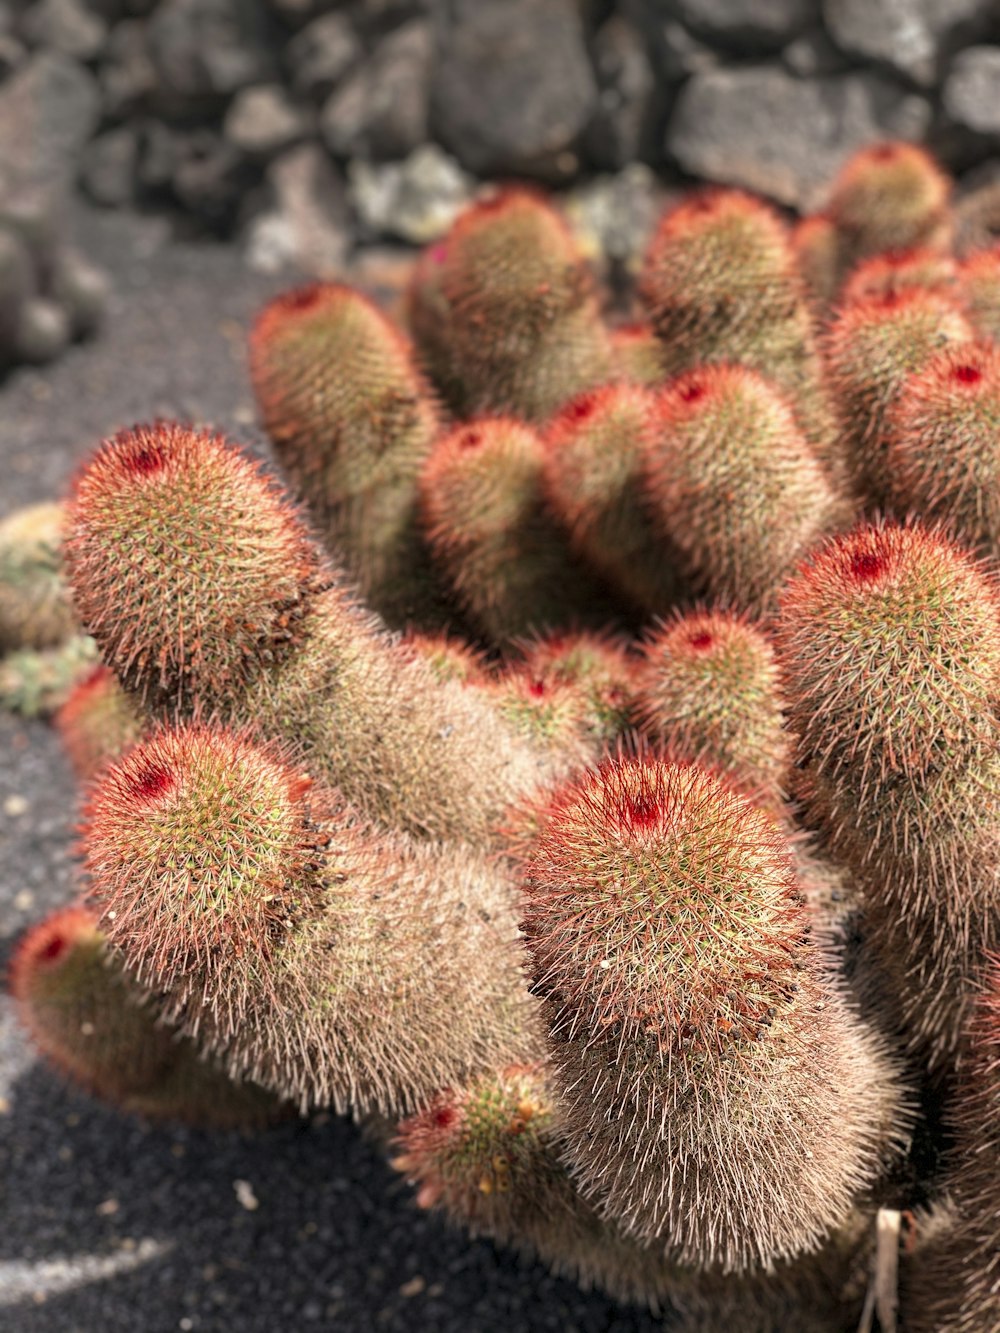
634,609,791,808
775,523,1000,1063
83,725,543,1115
419,417,615,647
883,341,1000,556
0,501,77,652
517,631,640,749
9,905,287,1128
0,633,98,718
412,190,615,421
959,243,1000,343
792,213,843,310
249,283,448,628
609,323,666,387
643,367,848,611
519,756,904,1271
543,384,683,616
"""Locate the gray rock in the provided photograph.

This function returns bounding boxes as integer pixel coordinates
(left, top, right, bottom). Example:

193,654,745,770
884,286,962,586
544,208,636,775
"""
286,11,360,100
667,64,932,208
224,84,309,156
617,3,718,80
562,163,666,267
670,0,819,51
136,119,179,193
99,18,156,119
20,0,108,61
171,130,256,229
0,51,100,196
0,226,34,356
80,125,138,206
320,18,430,160
243,141,348,275
348,143,473,243
782,27,853,76
430,0,597,179
823,0,996,87
0,32,26,78
49,249,109,338
13,295,71,364
943,46,1000,139
585,14,660,170
146,0,271,99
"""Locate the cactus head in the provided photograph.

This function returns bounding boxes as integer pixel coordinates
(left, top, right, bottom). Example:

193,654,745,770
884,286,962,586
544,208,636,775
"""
775,522,1000,786
840,248,958,307
64,423,320,708
792,213,842,308
883,340,1000,555
391,1063,557,1218
824,289,973,502
827,142,953,260
83,724,326,1004
56,663,145,780
517,631,639,747
0,501,76,652
644,365,845,610
635,609,791,806
959,242,1000,343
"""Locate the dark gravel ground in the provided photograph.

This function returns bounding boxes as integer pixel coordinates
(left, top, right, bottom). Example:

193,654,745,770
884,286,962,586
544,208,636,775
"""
0,207,665,1333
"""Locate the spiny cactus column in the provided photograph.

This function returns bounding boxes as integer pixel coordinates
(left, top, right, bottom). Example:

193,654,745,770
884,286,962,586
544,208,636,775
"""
959,243,1000,342
543,384,682,617
642,366,847,611
0,502,76,652
882,340,1000,555
634,609,790,808
84,724,543,1114
64,422,559,846
56,663,144,780
839,248,958,308
519,755,904,1272
419,416,614,647
516,631,639,750
9,905,286,1127
249,283,448,628
775,522,1000,1066
901,956,1000,1332
392,1065,876,1331
823,288,972,505
637,189,838,470
406,189,614,422
825,142,953,270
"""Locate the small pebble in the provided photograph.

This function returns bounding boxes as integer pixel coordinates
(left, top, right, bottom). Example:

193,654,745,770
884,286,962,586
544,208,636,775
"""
4,794,28,816
234,1179,259,1211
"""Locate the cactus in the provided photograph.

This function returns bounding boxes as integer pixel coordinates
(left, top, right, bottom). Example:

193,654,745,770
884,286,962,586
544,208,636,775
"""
543,383,683,616
10,148,1000,1328
775,522,1000,1064
643,366,848,610
248,283,448,627
883,340,1000,555
0,501,77,652
83,723,543,1114
823,289,973,503
406,189,615,421
419,416,614,646
634,608,790,807
9,904,287,1128
959,242,1000,342
519,756,904,1271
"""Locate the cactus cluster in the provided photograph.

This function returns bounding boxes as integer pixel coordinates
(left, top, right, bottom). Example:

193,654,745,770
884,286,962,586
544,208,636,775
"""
6,145,1000,1330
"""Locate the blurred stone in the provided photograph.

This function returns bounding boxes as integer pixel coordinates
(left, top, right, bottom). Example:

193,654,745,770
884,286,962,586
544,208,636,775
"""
782,27,853,75
943,47,1000,139
136,119,178,193
225,84,309,157
348,143,472,243
20,0,108,61
670,0,819,51
0,51,100,195
563,163,666,269
585,14,660,170
0,226,34,355
823,0,996,87
667,64,932,208
99,18,156,118
49,248,109,337
146,0,271,99
13,296,71,364
430,0,596,179
0,32,26,77
619,4,718,80
171,130,256,229
80,125,138,206
286,12,361,100
243,141,347,274
320,19,430,159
